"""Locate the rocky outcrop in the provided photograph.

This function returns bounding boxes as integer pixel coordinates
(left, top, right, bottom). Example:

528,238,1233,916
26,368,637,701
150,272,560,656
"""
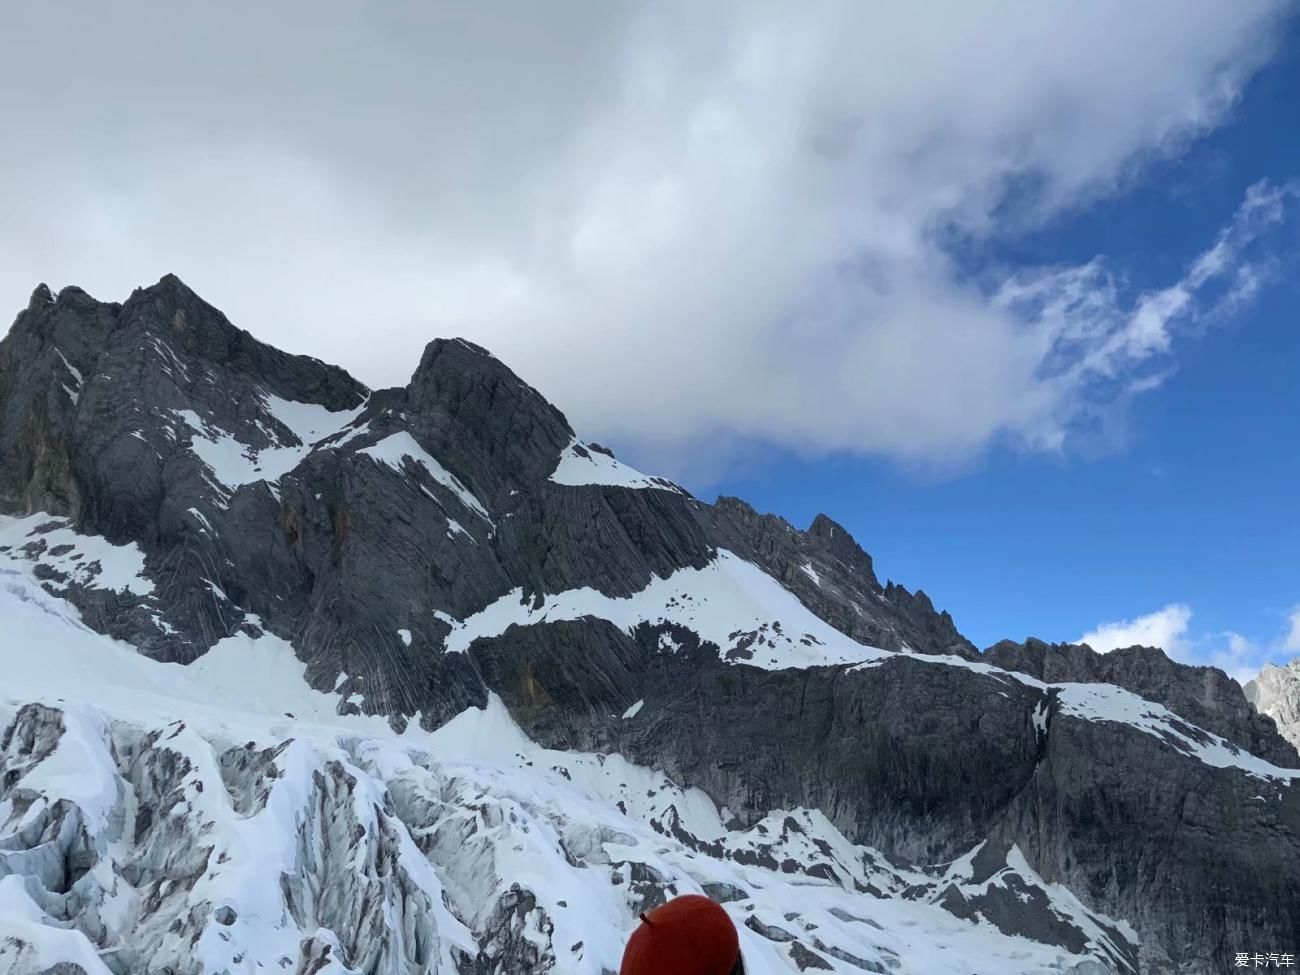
985,638,1299,767
0,278,364,532
1246,659,1300,753
697,497,975,658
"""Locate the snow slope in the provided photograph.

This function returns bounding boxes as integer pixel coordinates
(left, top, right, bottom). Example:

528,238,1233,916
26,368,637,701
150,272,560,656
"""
441,549,890,668
1054,682,1298,782
549,439,684,493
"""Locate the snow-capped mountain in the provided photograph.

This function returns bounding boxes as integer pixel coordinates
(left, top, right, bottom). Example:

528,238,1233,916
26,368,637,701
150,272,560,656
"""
1,277,1297,974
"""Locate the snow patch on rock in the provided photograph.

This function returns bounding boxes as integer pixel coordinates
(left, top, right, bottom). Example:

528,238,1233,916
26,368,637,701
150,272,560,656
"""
1056,683,1299,783
440,550,890,669
0,513,154,595
172,394,364,494
549,438,684,493
261,392,365,445
53,347,83,387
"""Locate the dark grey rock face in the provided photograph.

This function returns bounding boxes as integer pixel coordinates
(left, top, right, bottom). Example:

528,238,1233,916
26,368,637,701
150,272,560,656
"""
0,277,364,530
696,497,975,658
3,276,1299,973
994,710,1300,974
469,620,1299,972
0,277,368,659
985,638,1300,767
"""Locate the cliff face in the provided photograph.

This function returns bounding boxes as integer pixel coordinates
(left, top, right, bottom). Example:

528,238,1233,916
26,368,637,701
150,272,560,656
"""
1247,659,1300,754
1,277,1298,974
987,638,1299,767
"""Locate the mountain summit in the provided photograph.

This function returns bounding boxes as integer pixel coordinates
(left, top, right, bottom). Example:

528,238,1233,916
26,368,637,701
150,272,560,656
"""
1,277,1297,974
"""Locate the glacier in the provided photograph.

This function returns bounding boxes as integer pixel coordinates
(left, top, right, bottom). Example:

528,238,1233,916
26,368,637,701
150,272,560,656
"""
1,551,1131,974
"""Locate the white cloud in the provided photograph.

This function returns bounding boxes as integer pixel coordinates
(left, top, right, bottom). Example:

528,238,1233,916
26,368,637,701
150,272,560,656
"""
1078,604,1192,656
1204,621,1300,686
1284,608,1300,653
0,1,1293,479
990,181,1295,451
1207,632,1264,686
1077,605,1300,686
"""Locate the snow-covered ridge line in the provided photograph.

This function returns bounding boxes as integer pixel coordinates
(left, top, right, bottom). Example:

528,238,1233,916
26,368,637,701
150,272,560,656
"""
440,548,1299,784
4,503,1291,787
439,549,887,669
549,438,684,493
1054,683,1298,782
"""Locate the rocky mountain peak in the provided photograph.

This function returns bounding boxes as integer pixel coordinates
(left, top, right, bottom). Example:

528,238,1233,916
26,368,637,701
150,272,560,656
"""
1246,657,1300,753
809,512,880,587
122,273,368,409
403,336,573,495
26,282,55,311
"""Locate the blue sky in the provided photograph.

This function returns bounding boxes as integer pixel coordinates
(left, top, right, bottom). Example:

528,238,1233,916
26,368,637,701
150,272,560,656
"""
709,19,1300,676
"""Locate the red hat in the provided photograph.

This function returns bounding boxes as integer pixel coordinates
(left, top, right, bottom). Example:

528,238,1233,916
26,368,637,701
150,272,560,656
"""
620,895,741,975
